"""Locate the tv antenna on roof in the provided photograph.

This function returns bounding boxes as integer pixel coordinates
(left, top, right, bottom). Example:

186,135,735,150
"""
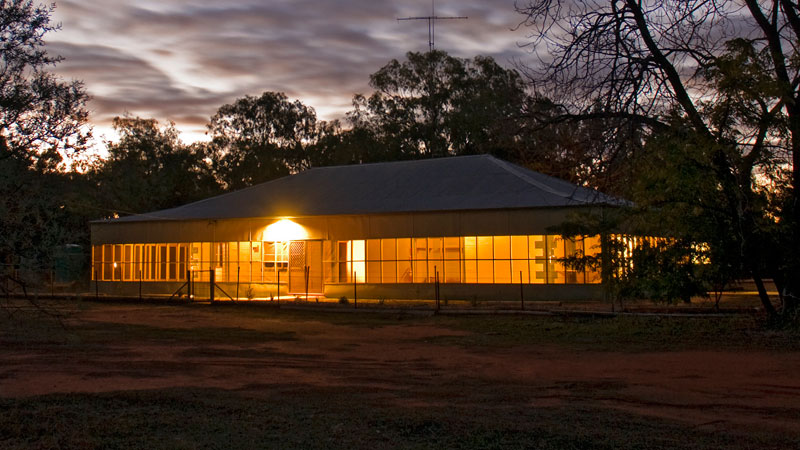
397,0,467,52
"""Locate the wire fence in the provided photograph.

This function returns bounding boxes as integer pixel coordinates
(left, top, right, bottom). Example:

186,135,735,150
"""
1,248,89,297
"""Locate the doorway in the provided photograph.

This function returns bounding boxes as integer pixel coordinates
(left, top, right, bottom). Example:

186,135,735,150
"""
288,240,323,294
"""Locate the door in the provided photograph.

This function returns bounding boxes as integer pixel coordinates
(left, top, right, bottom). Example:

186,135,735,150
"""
288,240,323,294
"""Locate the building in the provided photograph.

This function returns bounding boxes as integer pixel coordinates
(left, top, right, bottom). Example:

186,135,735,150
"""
90,155,622,301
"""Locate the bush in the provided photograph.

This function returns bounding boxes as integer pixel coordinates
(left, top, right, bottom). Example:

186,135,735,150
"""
338,296,349,305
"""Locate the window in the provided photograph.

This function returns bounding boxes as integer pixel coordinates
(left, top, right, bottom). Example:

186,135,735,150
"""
96,233,607,286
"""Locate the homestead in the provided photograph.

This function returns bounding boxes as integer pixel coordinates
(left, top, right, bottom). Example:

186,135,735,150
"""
90,155,623,301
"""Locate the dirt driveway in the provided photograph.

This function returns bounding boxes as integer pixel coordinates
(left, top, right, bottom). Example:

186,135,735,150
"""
2,301,799,442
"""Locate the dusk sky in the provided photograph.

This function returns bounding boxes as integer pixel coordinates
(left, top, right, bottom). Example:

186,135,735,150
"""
48,0,533,144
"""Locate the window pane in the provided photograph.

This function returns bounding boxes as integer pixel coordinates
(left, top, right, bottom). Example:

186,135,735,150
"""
444,260,460,283
397,238,411,262
477,236,493,259
133,245,142,280
494,260,511,283
102,244,112,281
494,236,510,260
159,245,168,280
352,240,365,283
512,260,530,284
427,237,443,262
251,241,261,282
565,237,581,257
114,244,122,280
548,261,565,284
170,245,177,281
382,261,397,283
123,245,132,280
531,259,547,284
463,259,477,283
179,245,187,280
149,246,157,281
381,238,396,261
477,260,493,283
413,260,427,283
239,241,250,282
444,237,460,260
413,238,427,261
547,235,565,259
366,239,381,261
398,261,412,283
511,236,527,259
336,241,348,283
529,235,546,259
366,261,381,283
463,236,476,260
428,260,441,282
584,235,601,257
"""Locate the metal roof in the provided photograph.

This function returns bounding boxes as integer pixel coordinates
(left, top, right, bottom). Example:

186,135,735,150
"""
103,154,624,223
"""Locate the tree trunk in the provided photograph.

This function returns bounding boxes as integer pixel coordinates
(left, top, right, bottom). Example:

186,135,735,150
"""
752,272,778,319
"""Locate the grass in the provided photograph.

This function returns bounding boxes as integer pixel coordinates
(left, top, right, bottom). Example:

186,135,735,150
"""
427,314,800,352
2,299,800,449
1,387,797,450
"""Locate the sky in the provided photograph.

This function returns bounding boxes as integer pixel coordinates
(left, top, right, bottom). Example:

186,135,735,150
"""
47,0,534,145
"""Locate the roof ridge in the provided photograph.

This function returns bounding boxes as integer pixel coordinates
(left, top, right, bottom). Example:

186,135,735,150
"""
487,157,585,202
307,154,489,172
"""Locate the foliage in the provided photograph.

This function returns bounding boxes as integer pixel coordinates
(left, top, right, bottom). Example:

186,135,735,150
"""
0,0,90,274
92,116,220,217
516,0,800,321
206,92,320,190
0,0,90,171
349,50,529,159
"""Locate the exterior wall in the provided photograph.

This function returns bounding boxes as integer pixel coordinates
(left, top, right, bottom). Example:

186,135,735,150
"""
90,207,609,301
93,280,604,302
90,208,586,245
324,283,604,302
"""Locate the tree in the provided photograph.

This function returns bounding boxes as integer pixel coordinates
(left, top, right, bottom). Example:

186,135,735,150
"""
93,117,220,217
517,0,800,321
0,0,90,285
206,92,319,190
349,51,529,159
0,0,90,172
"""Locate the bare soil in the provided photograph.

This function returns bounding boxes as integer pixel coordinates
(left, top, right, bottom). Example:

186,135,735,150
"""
2,301,799,440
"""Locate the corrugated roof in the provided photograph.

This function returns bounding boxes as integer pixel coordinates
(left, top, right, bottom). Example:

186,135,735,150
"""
102,154,624,222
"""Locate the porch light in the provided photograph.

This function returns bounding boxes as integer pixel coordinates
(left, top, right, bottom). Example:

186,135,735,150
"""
262,219,308,241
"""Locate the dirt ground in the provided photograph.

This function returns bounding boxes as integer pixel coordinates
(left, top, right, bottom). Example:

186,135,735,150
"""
2,301,800,442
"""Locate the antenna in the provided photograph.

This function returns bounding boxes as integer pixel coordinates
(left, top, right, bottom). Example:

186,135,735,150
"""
397,0,467,52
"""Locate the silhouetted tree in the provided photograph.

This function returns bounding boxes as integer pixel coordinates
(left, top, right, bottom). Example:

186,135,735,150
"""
0,0,91,285
349,51,529,159
206,92,319,190
93,117,220,217
517,0,800,321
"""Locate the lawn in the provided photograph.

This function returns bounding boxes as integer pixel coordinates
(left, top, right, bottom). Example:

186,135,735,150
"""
0,299,798,449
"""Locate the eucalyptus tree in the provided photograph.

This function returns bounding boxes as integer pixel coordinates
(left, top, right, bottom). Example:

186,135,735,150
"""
349,51,529,159
206,92,319,190
94,117,220,217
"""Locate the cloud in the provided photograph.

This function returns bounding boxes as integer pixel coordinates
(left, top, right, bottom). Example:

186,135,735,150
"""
48,0,532,139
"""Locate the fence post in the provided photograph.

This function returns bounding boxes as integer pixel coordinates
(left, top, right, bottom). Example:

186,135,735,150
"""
139,270,143,301
187,269,191,300
276,269,280,302
94,269,99,299
520,270,524,311
353,270,357,309
435,268,440,312
210,269,215,303
305,266,309,303
236,266,240,301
